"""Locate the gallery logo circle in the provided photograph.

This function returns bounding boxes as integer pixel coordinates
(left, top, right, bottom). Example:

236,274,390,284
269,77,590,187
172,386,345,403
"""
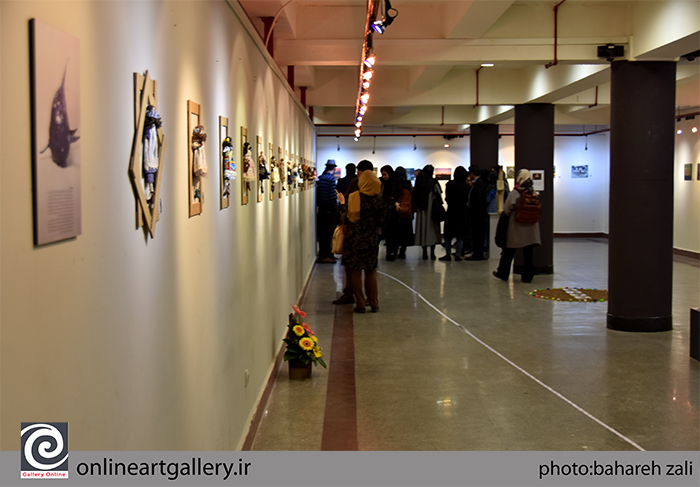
20,423,69,478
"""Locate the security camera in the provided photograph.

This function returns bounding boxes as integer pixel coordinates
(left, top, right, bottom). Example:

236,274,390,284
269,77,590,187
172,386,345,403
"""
684,50,699,62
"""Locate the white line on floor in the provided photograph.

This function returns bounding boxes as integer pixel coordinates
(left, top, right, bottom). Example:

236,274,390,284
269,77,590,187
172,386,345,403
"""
377,270,646,452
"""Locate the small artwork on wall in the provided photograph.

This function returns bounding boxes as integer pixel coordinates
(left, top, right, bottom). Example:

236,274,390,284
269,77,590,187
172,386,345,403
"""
506,166,515,179
572,165,589,178
30,19,82,245
684,163,692,181
333,167,341,180
697,164,700,181
435,167,452,180
531,170,544,192
405,168,416,181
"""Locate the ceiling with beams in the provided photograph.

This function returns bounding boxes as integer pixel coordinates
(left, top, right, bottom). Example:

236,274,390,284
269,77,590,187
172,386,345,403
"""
239,0,700,136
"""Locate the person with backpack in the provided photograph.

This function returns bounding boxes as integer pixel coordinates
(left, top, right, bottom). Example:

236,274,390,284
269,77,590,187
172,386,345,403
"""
492,169,542,283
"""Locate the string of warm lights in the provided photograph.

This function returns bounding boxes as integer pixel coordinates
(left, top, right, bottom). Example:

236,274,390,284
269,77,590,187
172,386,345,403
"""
354,0,397,141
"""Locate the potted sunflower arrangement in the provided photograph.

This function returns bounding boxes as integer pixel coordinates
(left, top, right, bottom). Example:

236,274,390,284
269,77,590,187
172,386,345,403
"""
283,305,327,379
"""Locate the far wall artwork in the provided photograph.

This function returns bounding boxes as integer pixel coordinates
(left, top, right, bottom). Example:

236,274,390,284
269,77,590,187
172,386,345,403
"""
435,167,452,181
572,165,589,178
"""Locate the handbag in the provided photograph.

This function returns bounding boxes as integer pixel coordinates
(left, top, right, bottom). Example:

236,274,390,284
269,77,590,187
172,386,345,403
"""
495,212,509,248
398,188,413,219
431,191,446,223
331,225,345,254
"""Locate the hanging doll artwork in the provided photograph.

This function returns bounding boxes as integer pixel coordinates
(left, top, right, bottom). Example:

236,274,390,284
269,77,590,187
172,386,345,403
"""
278,156,286,193
143,105,162,205
191,125,207,204
269,155,279,199
294,161,303,187
222,136,235,197
287,158,294,191
128,70,166,238
242,141,256,197
258,149,270,196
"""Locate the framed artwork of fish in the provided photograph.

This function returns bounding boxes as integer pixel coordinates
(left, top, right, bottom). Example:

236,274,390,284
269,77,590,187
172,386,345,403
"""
30,19,81,245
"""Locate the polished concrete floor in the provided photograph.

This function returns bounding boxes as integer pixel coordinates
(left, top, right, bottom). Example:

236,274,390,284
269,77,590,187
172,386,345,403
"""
250,239,699,451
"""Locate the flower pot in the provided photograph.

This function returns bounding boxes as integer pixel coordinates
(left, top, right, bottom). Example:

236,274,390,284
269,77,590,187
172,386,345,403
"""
288,358,312,380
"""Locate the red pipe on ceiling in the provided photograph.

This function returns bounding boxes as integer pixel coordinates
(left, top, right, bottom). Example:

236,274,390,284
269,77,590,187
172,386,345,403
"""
545,0,568,69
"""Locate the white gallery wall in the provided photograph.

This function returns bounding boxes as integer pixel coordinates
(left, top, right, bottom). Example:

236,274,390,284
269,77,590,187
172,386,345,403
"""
1,1,316,450
318,126,700,253
674,117,700,254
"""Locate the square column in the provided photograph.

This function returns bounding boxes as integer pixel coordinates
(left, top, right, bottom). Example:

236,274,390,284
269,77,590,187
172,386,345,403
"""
514,104,554,275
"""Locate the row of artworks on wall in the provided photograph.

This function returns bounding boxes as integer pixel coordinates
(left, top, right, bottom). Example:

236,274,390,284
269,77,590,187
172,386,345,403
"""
30,19,315,245
144,77,315,238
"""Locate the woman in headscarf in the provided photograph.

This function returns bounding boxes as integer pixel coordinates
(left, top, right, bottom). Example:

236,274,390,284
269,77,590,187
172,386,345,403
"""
337,169,387,313
380,165,404,261
439,166,469,261
493,169,542,283
394,167,415,258
412,164,442,260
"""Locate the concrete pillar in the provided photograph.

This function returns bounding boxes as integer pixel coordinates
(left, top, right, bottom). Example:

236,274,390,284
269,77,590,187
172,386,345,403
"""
470,124,499,170
514,104,554,275
607,61,676,332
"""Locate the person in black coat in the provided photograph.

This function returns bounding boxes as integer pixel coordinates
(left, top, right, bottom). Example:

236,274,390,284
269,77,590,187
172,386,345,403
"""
394,167,415,258
336,163,356,195
439,166,470,261
466,165,488,260
380,165,404,261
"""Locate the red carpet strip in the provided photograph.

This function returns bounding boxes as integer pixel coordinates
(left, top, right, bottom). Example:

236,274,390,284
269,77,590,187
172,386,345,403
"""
320,303,359,451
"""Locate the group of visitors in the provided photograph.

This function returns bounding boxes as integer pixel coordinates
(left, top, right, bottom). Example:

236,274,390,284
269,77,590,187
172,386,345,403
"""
316,160,541,312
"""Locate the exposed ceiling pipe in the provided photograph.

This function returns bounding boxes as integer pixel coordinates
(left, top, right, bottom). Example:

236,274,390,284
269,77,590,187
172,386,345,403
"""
317,130,608,138
545,0,567,69
588,86,599,109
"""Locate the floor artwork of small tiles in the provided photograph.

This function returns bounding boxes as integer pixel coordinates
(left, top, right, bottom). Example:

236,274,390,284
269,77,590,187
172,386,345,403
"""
530,287,608,302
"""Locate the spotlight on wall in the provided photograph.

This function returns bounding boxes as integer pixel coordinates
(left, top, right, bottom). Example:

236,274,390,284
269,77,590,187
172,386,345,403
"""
677,129,683,135
693,127,698,133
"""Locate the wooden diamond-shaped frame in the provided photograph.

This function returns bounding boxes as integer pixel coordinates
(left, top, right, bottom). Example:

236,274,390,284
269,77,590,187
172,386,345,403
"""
129,71,166,238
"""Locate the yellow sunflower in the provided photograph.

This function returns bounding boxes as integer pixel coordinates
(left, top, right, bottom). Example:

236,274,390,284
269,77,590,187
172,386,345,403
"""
313,347,322,358
292,325,305,336
299,337,314,350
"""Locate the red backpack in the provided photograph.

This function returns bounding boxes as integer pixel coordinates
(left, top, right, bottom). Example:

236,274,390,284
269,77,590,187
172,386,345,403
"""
515,189,540,224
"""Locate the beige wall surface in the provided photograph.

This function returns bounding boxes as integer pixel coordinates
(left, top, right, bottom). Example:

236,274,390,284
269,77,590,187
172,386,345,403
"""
1,0,316,450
